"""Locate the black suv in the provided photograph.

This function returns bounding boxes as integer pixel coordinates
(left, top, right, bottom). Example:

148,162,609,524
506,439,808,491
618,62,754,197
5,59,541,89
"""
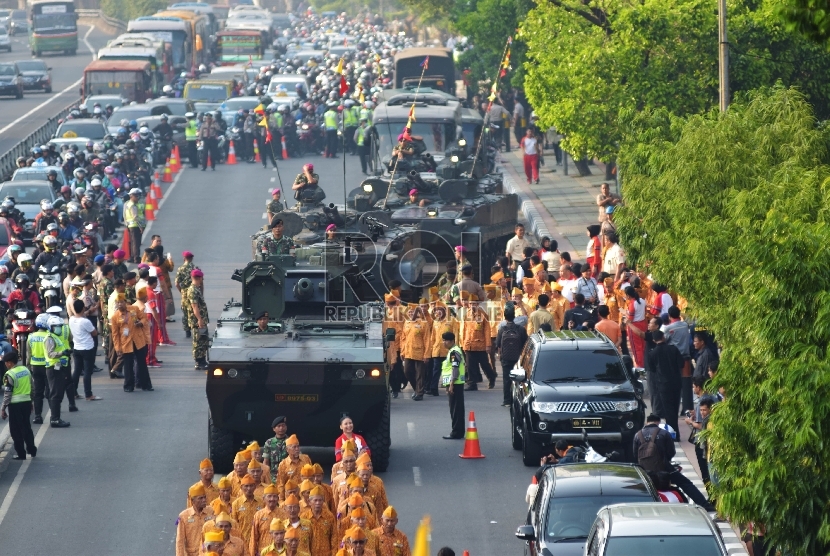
510,331,645,466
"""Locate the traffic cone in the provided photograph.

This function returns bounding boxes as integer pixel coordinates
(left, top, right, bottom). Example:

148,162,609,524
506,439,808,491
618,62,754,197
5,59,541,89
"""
459,411,486,459
154,169,160,184
463,552,470,556
121,227,131,260
281,135,289,159
162,160,173,183
253,138,261,162
227,140,237,164
170,145,181,172
152,178,163,200
147,186,157,210
145,202,155,222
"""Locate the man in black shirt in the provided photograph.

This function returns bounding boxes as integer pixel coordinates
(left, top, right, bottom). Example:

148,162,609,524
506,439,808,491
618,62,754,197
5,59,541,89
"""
564,294,596,330
496,308,528,406
647,330,683,433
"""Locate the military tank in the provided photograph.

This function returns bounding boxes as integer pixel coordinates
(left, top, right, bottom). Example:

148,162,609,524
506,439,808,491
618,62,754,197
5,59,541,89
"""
207,252,391,473
253,183,434,303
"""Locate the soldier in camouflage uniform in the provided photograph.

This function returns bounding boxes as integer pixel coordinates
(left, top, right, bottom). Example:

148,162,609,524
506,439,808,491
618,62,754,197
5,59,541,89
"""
266,189,284,223
124,271,138,305
98,264,116,376
175,251,198,338
257,219,294,257
187,268,209,370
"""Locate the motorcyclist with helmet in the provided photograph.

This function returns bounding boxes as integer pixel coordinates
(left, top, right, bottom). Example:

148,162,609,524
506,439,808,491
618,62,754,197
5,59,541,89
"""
33,201,57,236
15,157,26,169
34,235,63,273
79,195,102,230
56,213,78,243
152,114,173,160
65,202,83,229
45,169,61,193
8,274,40,312
69,167,89,191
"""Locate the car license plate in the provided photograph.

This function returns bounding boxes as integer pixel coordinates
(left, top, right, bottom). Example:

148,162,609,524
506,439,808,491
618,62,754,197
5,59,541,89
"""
573,418,602,428
275,394,319,402
16,320,30,326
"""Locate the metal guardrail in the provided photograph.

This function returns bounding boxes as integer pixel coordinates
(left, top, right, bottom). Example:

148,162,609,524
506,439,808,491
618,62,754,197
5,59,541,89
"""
0,99,81,182
77,8,127,31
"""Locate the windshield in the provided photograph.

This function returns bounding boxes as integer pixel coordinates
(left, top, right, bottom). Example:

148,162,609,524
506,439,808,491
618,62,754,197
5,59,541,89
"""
0,65,16,76
12,169,65,185
185,84,229,102
32,13,75,33
533,349,627,383
84,97,123,112
57,122,106,139
11,10,25,20
217,35,262,59
0,184,53,204
376,122,457,160
605,536,723,555
16,61,47,72
545,496,653,543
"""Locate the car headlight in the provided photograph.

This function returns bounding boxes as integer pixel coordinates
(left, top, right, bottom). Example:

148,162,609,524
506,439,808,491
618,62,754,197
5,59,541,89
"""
532,401,556,413
615,400,639,412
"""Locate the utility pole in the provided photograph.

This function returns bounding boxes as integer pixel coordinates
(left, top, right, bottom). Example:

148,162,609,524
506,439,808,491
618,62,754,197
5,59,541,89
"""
718,0,729,112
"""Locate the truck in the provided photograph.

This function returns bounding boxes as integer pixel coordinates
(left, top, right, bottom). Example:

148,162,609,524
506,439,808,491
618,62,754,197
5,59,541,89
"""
207,251,392,473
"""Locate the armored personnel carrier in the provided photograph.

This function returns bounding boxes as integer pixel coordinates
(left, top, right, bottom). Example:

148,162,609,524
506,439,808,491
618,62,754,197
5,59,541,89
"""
207,252,391,473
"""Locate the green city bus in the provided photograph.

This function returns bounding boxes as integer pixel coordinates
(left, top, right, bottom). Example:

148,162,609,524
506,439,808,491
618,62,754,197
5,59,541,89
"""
29,0,78,56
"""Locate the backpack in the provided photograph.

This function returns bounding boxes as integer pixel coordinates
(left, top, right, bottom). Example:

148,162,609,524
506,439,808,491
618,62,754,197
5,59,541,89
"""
500,322,524,353
637,428,664,472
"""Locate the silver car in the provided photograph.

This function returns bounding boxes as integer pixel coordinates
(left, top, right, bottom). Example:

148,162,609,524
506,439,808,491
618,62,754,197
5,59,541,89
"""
585,503,728,556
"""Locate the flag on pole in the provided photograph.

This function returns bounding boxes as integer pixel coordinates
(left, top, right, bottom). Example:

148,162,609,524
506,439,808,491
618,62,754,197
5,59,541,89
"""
412,516,431,556
420,56,429,70
339,75,349,96
265,129,273,144
336,57,344,75
253,104,265,116
408,105,416,122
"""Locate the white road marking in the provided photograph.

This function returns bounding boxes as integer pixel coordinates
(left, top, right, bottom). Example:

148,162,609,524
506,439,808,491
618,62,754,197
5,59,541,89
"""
270,177,275,182
0,26,96,137
407,422,415,440
412,466,421,487
0,410,51,527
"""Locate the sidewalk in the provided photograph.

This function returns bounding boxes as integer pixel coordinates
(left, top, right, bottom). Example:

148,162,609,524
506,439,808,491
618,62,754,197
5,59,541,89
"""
500,147,610,259
499,149,748,556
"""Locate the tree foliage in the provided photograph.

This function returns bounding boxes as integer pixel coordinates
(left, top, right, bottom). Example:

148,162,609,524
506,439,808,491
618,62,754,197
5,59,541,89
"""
521,0,830,161
616,86,830,555
775,0,830,42
100,0,167,22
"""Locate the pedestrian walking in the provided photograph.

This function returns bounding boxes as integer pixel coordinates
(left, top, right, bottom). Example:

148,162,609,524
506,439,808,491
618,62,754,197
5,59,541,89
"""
440,331,466,439
110,294,152,392
1,350,37,460
520,128,541,184
496,307,528,406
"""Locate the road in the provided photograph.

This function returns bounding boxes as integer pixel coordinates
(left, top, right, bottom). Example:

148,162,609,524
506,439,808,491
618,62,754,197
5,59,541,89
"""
0,24,115,155
0,150,532,555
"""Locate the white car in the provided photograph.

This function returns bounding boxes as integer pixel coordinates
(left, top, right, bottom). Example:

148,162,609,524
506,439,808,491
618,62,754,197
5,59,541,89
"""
585,503,728,555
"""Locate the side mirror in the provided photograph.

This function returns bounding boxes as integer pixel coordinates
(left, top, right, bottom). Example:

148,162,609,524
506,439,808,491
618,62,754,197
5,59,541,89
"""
385,327,395,342
510,368,526,382
515,524,535,541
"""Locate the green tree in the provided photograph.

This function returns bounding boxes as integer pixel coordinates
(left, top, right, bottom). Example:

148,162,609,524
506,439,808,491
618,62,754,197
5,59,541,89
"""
775,0,830,42
100,0,167,21
616,86,830,555
521,0,718,165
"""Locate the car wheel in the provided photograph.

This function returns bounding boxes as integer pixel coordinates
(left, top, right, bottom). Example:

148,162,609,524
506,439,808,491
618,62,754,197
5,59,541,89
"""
511,406,522,450
521,419,543,466
15,88,22,99
364,397,391,472
44,86,51,93
208,414,236,474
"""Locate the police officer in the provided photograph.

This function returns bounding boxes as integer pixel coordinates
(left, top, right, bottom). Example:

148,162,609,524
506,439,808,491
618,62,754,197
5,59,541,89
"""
323,102,339,158
199,113,221,171
440,331,466,439
27,313,51,425
343,99,359,155
355,118,370,175
1,350,37,460
45,315,72,427
188,269,209,370
185,112,199,168
123,188,143,263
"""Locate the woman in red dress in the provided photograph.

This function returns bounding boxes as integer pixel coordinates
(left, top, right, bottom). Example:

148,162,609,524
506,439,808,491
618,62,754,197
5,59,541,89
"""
624,286,647,367
585,225,602,277
334,415,371,462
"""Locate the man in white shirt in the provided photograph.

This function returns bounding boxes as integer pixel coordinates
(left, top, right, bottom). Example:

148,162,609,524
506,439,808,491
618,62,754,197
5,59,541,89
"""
602,231,626,282
69,299,101,401
505,224,532,266
557,265,577,304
